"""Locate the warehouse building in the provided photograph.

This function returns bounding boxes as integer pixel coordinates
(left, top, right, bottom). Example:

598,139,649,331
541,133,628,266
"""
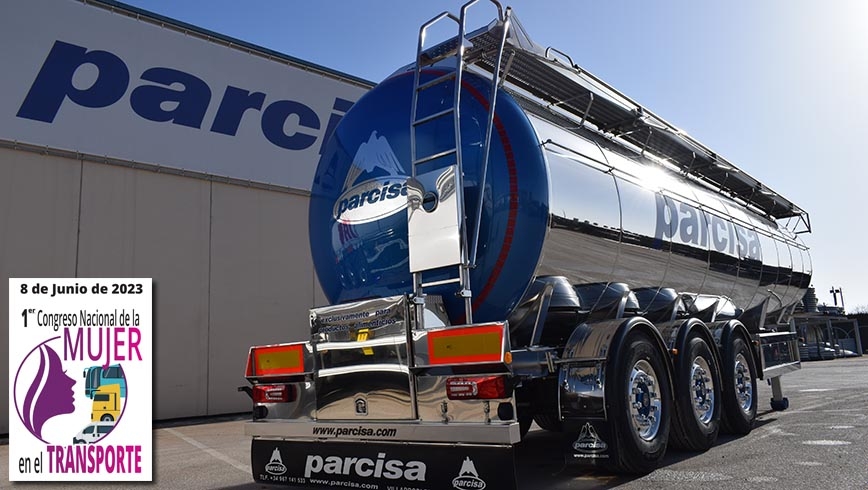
0,0,372,434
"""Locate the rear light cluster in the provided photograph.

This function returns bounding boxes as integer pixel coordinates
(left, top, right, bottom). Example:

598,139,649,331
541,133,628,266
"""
252,384,297,404
446,376,508,400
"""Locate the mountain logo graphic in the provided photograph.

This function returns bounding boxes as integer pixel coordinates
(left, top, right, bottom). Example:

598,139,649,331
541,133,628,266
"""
265,447,287,475
333,131,409,225
572,423,608,453
342,131,406,191
452,456,486,489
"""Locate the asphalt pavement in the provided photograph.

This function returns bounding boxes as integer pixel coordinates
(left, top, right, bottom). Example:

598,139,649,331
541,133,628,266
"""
2,356,867,489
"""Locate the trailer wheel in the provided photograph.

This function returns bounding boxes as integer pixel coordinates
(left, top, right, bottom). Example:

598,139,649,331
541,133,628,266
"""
721,335,757,434
518,413,533,439
609,330,671,474
671,335,720,451
532,413,563,432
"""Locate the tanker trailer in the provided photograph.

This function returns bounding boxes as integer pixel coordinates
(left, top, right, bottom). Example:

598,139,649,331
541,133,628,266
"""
242,1,810,486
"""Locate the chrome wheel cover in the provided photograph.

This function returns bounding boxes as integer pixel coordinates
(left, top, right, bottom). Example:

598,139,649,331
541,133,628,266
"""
734,353,753,414
690,356,715,425
629,359,663,441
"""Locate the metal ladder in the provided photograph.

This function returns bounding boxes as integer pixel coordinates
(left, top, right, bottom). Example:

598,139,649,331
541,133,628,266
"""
408,0,509,325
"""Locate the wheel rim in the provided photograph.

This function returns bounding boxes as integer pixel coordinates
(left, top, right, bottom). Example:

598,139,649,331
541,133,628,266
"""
734,353,753,413
690,356,715,425
628,359,662,441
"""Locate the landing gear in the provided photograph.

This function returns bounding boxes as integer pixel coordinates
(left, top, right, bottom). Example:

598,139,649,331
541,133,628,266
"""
769,376,789,411
770,397,789,411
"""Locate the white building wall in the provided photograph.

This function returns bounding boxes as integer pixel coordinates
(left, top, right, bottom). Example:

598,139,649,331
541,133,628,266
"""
0,147,333,430
1,149,81,434
76,163,213,419
1,0,371,433
208,182,316,415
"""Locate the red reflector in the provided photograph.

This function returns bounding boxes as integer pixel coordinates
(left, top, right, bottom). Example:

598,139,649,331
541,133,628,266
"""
446,376,507,400
250,344,305,376
427,324,504,365
252,384,296,403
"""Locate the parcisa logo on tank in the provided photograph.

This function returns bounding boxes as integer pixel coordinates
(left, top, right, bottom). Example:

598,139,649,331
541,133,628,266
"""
333,131,409,224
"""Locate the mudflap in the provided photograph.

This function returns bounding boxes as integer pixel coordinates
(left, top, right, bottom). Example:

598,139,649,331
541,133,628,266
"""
563,419,617,468
252,438,516,490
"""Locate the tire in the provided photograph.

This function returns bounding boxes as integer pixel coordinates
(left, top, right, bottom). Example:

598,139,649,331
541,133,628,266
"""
101,414,114,422
518,413,533,439
608,330,672,474
670,335,721,451
721,335,758,435
533,413,563,432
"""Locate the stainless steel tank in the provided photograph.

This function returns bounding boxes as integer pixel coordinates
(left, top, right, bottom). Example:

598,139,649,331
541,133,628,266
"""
310,67,810,324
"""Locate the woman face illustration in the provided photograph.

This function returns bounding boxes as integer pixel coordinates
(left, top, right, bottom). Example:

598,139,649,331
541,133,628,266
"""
19,342,76,442
40,345,76,415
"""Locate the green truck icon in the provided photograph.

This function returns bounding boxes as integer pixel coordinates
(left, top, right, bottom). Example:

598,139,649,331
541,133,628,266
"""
83,364,127,399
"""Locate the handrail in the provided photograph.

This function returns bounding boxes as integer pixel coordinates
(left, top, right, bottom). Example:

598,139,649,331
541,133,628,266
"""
411,0,511,325
470,7,511,268
544,46,576,69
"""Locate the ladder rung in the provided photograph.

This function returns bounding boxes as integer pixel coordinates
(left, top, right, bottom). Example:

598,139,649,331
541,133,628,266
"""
417,72,456,92
412,108,455,127
419,47,459,67
413,148,457,166
421,277,461,288
418,37,473,67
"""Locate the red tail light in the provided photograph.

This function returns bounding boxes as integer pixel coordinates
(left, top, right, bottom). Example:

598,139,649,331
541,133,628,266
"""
252,384,296,403
446,376,508,400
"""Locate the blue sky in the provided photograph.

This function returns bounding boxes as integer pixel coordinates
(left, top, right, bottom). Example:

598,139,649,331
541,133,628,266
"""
121,0,868,311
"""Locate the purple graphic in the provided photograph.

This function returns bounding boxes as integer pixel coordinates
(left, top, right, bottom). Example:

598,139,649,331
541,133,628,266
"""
15,337,76,444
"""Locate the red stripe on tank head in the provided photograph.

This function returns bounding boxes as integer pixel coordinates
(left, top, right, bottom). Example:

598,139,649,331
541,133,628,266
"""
411,69,520,324
458,81,519,317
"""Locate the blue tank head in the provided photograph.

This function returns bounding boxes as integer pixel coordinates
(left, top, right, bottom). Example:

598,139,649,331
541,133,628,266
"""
309,68,549,324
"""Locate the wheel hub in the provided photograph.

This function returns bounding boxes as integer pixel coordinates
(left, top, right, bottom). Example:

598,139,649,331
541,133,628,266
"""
690,356,715,425
734,353,753,413
629,359,662,441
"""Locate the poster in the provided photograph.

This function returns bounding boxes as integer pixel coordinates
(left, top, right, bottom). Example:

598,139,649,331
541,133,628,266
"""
8,278,152,481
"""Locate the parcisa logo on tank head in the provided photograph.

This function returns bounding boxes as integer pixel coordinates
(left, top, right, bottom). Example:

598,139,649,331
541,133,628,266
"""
333,131,409,224
13,336,129,445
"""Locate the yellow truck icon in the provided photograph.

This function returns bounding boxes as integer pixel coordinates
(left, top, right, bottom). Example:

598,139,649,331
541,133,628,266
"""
91,383,122,422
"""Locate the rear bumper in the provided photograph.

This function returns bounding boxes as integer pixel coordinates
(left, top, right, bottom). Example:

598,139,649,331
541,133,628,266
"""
245,419,521,445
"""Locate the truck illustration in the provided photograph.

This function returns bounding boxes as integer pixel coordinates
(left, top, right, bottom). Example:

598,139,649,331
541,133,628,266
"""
83,364,127,399
91,384,122,422
242,2,810,487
